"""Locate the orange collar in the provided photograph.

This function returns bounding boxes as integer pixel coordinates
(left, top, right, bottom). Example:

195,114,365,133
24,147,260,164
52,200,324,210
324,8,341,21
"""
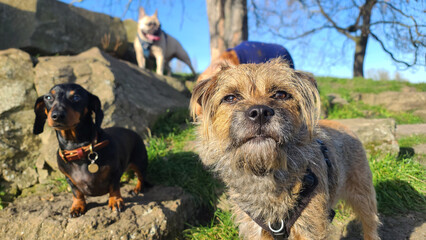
58,140,110,162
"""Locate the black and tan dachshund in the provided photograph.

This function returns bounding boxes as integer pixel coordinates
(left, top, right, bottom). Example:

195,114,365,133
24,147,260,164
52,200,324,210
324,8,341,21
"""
33,83,149,217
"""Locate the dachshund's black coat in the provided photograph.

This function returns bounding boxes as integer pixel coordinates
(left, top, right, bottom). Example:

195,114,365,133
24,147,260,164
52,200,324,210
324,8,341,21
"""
34,83,149,217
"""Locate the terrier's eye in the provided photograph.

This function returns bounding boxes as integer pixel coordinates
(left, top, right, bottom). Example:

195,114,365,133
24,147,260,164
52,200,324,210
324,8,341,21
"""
72,94,81,102
271,91,290,100
44,95,53,101
223,95,239,103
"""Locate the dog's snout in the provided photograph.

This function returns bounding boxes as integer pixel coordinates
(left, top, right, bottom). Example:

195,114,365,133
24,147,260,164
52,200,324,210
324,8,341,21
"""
246,105,275,124
51,110,66,121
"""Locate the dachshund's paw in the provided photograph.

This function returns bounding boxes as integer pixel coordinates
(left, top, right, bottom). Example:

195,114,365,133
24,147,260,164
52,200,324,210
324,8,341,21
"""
70,201,86,218
108,196,125,212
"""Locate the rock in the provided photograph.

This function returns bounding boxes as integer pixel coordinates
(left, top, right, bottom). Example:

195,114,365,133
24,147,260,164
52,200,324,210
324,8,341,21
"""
335,118,399,155
413,109,426,121
0,49,40,192
33,47,189,172
396,124,426,137
15,167,38,190
0,0,127,57
327,93,348,108
412,144,426,156
0,185,197,240
123,19,138,44
357,91,426,112
0,47,189,193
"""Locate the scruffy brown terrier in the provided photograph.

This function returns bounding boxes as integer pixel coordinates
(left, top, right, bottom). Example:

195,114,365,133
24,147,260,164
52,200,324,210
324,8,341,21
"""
190,59,380,240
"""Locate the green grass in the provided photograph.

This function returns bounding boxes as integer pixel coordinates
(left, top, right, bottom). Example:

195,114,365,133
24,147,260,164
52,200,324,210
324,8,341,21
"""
370,154,426,215
325,101,424,124
184,209,239,240
0,186,4,210
398,134,426,148
316,77,426,124
172,73,197,83
146,109,223,206
316,77,423,98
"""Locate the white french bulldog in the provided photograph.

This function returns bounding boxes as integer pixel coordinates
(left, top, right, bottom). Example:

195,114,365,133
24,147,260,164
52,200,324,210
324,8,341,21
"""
134,7,196,76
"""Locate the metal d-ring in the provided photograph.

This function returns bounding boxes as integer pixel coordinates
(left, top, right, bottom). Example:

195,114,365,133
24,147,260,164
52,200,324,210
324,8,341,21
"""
88,151,98,161
87,144,98,161
268,219,284,233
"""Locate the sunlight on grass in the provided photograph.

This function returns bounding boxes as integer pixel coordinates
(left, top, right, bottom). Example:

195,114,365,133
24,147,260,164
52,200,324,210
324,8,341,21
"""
326,101,424,124
145,109,222,206
370,154,426,215
184,209,239,240
398,134,426,148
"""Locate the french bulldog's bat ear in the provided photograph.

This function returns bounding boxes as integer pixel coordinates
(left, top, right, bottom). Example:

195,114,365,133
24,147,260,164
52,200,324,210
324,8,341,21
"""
138,7,146,19
153,9,158,17
33,96,47,135
88,93,104,129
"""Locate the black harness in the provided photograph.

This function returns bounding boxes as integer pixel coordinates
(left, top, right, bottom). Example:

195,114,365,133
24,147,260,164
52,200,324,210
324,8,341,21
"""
243,139,335,240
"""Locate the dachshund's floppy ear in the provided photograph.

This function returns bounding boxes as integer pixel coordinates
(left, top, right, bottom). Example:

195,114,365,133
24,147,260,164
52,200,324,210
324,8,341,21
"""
88,93,104,129
33,96,47,135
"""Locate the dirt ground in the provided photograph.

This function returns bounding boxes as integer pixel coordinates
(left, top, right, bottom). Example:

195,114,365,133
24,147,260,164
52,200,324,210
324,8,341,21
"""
330,211,425,239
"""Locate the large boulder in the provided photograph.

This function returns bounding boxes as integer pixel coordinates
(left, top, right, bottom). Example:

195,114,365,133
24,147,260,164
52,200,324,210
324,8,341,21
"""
0,0,127,57
0,47,189,191
335,118,399,156
0,185,197,240
355,91,426,119
33,47,189,179
0,49,39,194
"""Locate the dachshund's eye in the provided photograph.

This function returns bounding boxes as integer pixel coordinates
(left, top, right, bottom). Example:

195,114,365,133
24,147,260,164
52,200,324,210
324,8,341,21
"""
72,94,81,102
44,95,53,101
271,91,290,100
223,95,239,104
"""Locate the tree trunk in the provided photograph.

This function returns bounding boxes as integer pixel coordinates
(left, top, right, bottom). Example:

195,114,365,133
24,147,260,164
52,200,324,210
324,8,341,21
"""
353,0,377,77
206,0,248,60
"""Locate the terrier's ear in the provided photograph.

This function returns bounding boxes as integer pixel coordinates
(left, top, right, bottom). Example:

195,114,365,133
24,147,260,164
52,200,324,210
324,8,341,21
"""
138,7,146,19
88,93,104,129
33,96,47,135
190,60,231,118
295,71,318,89
153,9,158,17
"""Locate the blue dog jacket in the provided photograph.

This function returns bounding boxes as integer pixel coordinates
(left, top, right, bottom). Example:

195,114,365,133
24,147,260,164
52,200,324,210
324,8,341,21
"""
230,41,294,69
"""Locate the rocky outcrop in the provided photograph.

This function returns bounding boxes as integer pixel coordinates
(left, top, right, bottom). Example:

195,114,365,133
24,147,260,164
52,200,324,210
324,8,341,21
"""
0,0,127,57
0,185,197,240
354,91,426,120
0,47,189,193
0,49,40,195
335,118,399,155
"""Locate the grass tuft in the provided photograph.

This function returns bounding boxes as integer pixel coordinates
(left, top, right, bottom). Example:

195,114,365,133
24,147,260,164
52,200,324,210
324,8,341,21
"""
370,154,426,215
146,109,223,207
398,134,426,148
184,209,239,240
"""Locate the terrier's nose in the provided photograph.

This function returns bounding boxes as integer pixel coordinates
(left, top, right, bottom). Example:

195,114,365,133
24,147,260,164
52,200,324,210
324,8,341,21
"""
246,105,275,124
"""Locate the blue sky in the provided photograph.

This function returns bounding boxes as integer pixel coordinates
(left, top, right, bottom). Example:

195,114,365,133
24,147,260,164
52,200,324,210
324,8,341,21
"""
61,0,424,83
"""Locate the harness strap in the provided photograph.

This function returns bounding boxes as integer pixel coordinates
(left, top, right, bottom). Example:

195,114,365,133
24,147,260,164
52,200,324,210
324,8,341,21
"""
250,169,318,240
137,26,163,58
243,139,334,240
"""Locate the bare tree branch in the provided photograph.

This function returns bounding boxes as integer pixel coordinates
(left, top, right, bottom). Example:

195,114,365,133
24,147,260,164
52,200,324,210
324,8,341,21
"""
121,0,133,19
370,31,417,68
315,0,356,40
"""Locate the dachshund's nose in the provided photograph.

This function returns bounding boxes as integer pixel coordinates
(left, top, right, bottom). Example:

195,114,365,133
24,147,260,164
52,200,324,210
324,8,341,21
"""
51,110,66,121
